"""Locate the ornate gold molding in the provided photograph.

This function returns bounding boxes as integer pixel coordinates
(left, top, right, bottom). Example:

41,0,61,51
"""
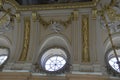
38,15,51,28
73,10,79,21
92,8,97,20
97,0,120,21
82,15,90,63
0,0,2,6
107,8,120,21
32,12,37,22
15,12,20,23
19,17,30,61
5,0,99,11
38,10,79,28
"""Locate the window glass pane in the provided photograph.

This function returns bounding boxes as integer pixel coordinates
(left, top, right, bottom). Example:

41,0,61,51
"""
45,56,66,71
0,56,8,65
109,57,120,73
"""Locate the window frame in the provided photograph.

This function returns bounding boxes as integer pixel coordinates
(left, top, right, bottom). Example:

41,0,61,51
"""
39,47,70,74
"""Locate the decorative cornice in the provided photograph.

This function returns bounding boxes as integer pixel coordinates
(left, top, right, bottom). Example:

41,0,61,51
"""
5,0,99,11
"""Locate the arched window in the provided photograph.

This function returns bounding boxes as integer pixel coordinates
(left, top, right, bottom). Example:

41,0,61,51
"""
40,47,70,73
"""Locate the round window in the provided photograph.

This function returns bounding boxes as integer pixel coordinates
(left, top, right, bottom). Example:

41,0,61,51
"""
45,56,66,71
105,48,120,73
40,47,69,73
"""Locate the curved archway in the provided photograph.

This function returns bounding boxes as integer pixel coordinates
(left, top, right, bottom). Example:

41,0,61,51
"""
0,36,12,48
38,34,71,57
34,34,72,71
104,33,120,74
104,33,120,54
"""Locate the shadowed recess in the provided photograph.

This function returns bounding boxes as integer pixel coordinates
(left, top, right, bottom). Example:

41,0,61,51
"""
15,0,92,5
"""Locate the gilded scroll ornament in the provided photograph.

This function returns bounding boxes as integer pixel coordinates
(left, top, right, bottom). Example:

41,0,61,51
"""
19,17,30,61
82,15,90,62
